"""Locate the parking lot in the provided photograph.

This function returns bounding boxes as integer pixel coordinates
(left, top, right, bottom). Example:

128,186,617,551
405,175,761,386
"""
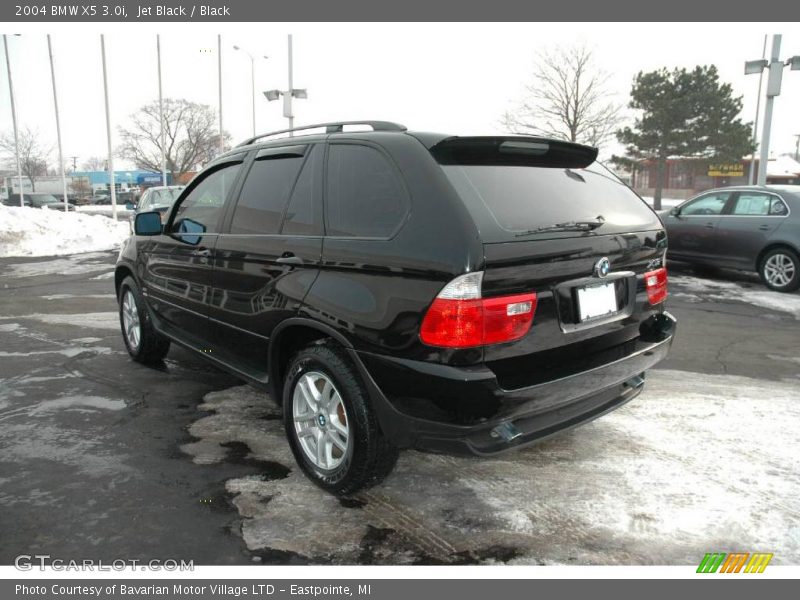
1,251,799,565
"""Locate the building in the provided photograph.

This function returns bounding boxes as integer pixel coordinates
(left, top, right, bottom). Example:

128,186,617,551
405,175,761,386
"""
633,155,800,199
3,170,169,199
69,170,171,194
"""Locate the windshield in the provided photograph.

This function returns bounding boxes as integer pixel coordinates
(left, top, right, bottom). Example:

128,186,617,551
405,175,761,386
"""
441,162,660,242
149,188,183,207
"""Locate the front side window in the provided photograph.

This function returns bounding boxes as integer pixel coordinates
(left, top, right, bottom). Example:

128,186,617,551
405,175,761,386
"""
326,144,407,238
172,163,241,235
681,192,730,216
230,152,306,235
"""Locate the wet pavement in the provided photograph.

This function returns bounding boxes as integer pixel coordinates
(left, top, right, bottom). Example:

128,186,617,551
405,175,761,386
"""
1,251,799,565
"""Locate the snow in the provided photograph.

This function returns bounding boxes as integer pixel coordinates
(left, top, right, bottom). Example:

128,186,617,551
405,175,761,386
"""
671,275,800,318
183,370,800,564
0,312,120,330
0,204,130,258
640,196,683,209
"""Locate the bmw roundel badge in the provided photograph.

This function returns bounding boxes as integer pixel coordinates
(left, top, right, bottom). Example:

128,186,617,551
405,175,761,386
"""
594,257,611,278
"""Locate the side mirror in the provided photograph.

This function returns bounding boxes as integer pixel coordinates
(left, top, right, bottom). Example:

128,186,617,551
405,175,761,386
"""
134,211,162,236
173,217,206,245
669,207,680,218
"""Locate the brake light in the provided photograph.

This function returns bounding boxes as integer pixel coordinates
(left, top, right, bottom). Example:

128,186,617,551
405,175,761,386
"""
419,272,537,348
644,267,668,305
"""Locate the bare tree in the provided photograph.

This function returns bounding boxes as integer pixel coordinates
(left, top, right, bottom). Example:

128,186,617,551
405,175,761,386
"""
502,43,623,148
69,176,92,199
0,126,52,192
81,156,106,171
116,98,231,178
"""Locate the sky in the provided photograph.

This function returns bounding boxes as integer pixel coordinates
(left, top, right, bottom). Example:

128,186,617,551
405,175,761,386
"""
1,22,800,172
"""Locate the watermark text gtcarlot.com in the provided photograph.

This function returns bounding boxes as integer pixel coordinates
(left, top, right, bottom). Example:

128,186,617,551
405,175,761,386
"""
14,555,194,571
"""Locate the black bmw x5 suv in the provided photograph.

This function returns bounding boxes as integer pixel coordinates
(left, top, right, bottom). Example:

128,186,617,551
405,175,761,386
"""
116,120,676,494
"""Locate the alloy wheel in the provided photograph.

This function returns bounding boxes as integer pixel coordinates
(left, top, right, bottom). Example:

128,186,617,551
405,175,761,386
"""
292,371,350,471
121,290,141,351
764,253,796,289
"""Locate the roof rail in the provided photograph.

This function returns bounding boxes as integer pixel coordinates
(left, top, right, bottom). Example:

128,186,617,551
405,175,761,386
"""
236,120,407,147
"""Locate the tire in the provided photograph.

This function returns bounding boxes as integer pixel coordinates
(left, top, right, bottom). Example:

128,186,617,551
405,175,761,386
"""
759,248,800,293
282,341,399,495
118,276,171,364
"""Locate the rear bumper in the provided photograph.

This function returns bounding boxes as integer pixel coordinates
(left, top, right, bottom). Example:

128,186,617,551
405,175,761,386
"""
350,312,676,456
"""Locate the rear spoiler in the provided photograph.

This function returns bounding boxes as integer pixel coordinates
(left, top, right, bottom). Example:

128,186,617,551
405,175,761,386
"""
429,136,598,169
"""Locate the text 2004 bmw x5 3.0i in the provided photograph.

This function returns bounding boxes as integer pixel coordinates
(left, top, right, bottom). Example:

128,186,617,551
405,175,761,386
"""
115,121,676,495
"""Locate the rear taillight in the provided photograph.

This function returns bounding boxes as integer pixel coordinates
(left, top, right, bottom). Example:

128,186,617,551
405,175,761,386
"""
644,267,668,305
419,272,537,348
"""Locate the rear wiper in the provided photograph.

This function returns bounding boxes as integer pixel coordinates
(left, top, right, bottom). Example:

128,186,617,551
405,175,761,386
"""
514,215,605,237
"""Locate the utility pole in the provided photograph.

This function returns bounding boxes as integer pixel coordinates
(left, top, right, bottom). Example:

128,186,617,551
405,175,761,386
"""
47,35,69,211
69,156,78,171
794,134,800,162
101,35,117,219
3,34,24,208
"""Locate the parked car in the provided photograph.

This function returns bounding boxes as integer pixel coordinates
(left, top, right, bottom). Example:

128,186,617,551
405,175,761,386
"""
116,120,676,494
135,185,185,221
3,193,73,211
661,185,800,292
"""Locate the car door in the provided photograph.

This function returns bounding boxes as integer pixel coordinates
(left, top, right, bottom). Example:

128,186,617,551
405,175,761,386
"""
665,191,732,262
139,157,245,349
209,144,324,380
714,191,791,269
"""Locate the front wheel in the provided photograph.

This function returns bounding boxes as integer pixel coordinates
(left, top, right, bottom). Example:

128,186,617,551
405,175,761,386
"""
759,248,800,292
118,276,171,364
282,342,398,495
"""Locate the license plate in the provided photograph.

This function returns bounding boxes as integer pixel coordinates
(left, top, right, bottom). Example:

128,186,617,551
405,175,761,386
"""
577,282,617,321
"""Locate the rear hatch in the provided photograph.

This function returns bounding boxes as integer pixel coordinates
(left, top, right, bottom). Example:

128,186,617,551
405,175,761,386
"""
431,136,666,389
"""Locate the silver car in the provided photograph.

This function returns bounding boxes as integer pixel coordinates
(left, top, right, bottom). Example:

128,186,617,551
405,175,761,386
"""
136,185,185,222
661,185,800,292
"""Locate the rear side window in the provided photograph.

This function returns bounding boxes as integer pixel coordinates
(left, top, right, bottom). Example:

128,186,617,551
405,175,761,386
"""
441,163,660,240
326,144,407,238
282,146,320,236
230,153,306,234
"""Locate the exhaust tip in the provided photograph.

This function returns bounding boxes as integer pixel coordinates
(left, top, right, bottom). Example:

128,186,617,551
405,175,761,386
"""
491,421,522,442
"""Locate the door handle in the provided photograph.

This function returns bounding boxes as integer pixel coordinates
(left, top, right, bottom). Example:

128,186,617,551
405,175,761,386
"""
191,248,211,257
276,254,304,266
758,224,771,231
704,223,715,229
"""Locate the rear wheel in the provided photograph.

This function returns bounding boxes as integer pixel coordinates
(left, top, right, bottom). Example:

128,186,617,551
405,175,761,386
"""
118,276,170,364
282,342,398,495
759,248,800,292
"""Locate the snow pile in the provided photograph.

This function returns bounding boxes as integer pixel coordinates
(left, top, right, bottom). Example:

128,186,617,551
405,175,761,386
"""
0,204,130,257
671,274,800,318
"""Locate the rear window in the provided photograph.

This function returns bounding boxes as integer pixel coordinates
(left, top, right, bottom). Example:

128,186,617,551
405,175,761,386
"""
441,163,660,242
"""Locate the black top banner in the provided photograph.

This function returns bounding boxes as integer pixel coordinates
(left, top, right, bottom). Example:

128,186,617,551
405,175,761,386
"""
3,0,800,22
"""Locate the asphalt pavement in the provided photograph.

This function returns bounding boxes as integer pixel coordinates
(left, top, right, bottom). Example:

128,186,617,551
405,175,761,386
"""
1,251,798,565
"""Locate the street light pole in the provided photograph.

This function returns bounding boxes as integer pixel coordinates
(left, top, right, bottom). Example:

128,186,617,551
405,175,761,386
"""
287,34,294,135
3,34,24,208
218,34,224,153
794,134,800,162
157,35,167,186
100,34,117,219
263,35,307,134
757,35,781,186
233,46,268,137
748,34,767,185
47,35,69,211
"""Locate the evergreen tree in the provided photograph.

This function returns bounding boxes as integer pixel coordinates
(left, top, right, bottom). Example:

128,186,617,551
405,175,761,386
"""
616,66,754,210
